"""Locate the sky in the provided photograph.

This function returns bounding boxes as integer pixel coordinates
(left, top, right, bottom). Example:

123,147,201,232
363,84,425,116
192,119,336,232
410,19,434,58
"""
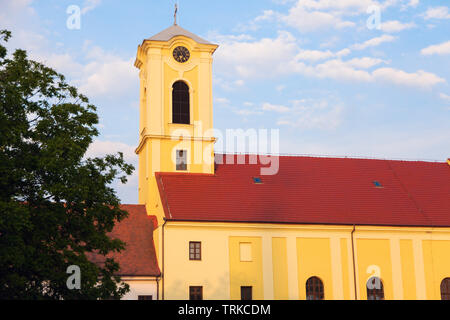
1,0,449,204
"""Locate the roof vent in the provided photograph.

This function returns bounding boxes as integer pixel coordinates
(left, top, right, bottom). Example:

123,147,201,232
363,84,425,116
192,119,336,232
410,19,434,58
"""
253,177,262,184
373,181,383,188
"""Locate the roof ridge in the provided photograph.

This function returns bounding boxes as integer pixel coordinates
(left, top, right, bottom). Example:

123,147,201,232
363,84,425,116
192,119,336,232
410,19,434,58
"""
147,24,213,45
215,152,446,164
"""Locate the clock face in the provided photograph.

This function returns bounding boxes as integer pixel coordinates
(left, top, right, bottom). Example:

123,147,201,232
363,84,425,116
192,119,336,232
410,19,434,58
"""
173,46,190,63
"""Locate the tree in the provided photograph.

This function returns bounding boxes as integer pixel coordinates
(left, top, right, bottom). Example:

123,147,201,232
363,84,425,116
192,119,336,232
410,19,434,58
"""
0,30,133,300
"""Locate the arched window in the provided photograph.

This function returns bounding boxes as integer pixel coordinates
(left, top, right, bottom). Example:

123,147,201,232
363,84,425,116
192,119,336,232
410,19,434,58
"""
366,277,384,300
306,276,324,300
172,81,190,124
441,278,450,300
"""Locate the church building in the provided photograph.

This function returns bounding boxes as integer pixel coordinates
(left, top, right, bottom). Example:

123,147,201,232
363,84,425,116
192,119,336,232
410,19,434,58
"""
109,22,450,300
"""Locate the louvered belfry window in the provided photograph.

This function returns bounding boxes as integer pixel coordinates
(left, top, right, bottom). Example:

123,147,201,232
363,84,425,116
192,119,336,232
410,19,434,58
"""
172,81,190,124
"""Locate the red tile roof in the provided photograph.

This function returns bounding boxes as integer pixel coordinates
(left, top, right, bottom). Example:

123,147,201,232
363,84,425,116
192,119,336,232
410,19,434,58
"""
89,205,160,277
156,155,450,227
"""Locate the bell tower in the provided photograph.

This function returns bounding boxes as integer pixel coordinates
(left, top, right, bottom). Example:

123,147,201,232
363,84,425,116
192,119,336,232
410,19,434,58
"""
134,23,218,216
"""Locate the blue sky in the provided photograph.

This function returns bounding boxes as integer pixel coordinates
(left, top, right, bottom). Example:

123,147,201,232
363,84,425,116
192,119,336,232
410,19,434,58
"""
1,0,449,203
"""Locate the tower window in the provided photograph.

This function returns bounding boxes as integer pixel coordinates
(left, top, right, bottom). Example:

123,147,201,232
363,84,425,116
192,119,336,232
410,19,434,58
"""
366,277,384,300
306,276,324,300
172,81,190,124
176,150,187,171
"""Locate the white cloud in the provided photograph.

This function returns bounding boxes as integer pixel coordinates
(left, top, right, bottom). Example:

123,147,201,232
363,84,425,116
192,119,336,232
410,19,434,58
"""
0,0,46,55
82,0,102,14
85,139,139,203
281,5,355,32
207,32,254,43
38,48,137,100
295,48,350,62
288,0,383,12
296,49,334,61
320,36,340,48
421,41,450,56
76,51,137,98
380,20,416,33
305,59,373,82
275,0,402,32
254,10,276,22
262,103,290,113
400,0,419,10
291,58,443,88
85,140,137,164
272,0,297,4
1,0,136,101
0,0,35,26
215,97,230,104
276,85,286,92
372,68,445,88
345,57,386,69
423,6,450,20
235,109,263,116
226,102,263,116
250,0,387,33
440,93,450,102
336,48,351,57
352,35,397,50
276,98,344,130
214,31,299,78
407,0,419,8
214,30,443,89
214,77,246,91
233,10,278,32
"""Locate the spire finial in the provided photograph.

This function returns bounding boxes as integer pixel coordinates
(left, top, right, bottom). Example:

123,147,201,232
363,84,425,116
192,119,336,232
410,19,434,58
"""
174,3,178,25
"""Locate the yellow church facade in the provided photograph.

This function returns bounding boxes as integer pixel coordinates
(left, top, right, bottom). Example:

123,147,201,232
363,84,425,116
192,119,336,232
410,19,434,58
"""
161,222,450,300
133,23,450,300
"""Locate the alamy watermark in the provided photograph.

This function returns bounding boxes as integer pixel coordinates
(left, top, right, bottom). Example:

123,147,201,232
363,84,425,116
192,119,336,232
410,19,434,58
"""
367,5,382,30
66,5,81,30
167,121,280,175
366,264,382,290
66,265,81,290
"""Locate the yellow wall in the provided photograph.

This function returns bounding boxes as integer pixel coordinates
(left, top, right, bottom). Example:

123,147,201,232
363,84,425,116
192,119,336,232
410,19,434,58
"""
272,238,289,299
161,222,450,300
163,224,230,300
340,238,352,299
423,239,450,300
400,239,416,299
297,238,333,300
229,237,264,300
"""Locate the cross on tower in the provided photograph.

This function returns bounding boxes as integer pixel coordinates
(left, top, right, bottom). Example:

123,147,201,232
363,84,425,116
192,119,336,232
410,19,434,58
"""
174,3,178,25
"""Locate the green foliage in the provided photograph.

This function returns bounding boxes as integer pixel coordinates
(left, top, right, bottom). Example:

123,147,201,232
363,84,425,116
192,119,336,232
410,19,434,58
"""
0,30,133,299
